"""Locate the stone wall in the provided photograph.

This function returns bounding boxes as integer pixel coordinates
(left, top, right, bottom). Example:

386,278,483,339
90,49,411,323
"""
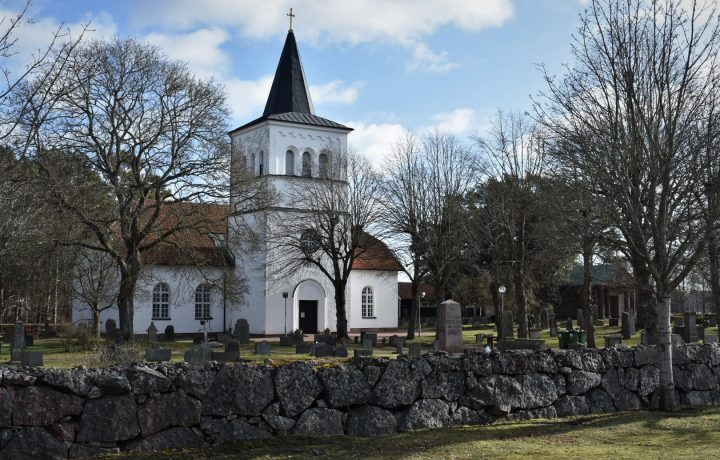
1,344,720,459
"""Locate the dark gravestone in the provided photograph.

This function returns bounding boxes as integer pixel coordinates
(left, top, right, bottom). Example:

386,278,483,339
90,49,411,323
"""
501,310,514,341
683,312,698,343
528,328,541,340
565,318,573,331
146,344,172,362
361,337,374,350
234,319,250,344
604,335,623,348
105,318,117,337
279,335,296,346
576,309,585,329
388,335,404,347
314,345,334,358
295,342,312,354
548,313,558,337
621,312,633,339
164,325,175,341
334,347,348,358
360,332,377,347
10,321,26,362
111,328,124,345
225,339,241,353
146,322,158,342
697,326,705,342
394,342,403,355
408,342,421,357
21,350,43,367
254,341,272,355
184,345,212,363
212,350,239,362
438,300,464,353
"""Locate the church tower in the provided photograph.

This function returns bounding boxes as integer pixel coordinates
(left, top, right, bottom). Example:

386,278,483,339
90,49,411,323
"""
228,17,353,334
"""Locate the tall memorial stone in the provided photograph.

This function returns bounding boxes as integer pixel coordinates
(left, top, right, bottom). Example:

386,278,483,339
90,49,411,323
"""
234,319,250,344
621,311,633,339
539,308,548,330
502,310,514,341
548,313,558,337
577,309,585,329
437,299,464,353
10,320,26,362
683,312,698,343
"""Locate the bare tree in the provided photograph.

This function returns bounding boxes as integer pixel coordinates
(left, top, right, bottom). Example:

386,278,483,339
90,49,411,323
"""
269,151,385,338
28,38,233,340
537,0,719,409
381,133,431,339
73,250,118,336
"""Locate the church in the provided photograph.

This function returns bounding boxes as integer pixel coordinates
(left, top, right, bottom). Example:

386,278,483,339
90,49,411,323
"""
72,20,402,336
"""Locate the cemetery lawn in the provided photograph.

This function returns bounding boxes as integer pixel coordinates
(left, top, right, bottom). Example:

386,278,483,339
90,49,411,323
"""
99,406,720,459
0,323,694,368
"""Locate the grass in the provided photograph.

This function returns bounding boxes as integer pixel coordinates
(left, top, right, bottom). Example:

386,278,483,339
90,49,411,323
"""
2,322,716,368
97,406,720,459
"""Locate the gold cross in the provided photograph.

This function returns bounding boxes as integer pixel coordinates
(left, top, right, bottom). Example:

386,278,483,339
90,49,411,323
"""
287,8,295,31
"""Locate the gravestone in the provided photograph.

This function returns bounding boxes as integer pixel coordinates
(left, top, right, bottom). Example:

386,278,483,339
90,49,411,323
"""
683,312,698,342
184,345,212,363
548,313,558,337
111,328,123,344
234,319,250,344
437,299,464,353
565,318,573,331
21,351,43,367
360,332,377,347
105,318,117,337
314,345,334,358
621,312,632,339
528,328,541,340
225,339,240,353
279,335,295,346
432,340,439,352
604,335,623,348
254,341,272,355
539,309,548,330
296,342,312,354
146,342,172,362
388,335,404,347
705,334,718,345
408,342,422,357
146,322,158,342
527,314,535,329
164,324,175,341
502,310,514,340
577,309,585,329
10,321,26,362
361,337,374,350
334,347,348,358
394,342,403,354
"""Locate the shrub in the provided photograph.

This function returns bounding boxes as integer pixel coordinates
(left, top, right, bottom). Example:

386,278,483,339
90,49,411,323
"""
60,324,100,352
91,341,143,367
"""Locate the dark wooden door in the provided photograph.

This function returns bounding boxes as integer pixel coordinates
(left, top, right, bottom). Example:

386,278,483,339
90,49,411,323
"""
299,300,318,333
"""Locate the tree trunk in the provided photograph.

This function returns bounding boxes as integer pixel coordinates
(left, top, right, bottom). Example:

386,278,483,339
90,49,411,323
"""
708,237,720,335
334,280,349,339
657,295,676,411
117,255,140,341
582,239,596,348
93,310,101,338
406,278,420,340
632,259,658,344
514,267,528,339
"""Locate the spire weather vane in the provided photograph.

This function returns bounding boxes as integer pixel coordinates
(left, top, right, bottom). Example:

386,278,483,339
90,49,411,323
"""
287,8,295,31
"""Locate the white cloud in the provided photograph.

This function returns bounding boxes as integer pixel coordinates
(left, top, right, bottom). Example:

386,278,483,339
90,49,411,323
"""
225,75,274,126
310,80,363,105
345,120,407,167
145,28,231,79
427,108,476,135
406,43,459,74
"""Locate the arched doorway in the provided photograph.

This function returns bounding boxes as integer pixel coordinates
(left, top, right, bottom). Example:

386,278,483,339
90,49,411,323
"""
293,280,325,334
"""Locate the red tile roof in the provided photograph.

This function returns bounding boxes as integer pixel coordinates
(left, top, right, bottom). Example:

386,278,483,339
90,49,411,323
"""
398,282,436,301
141,202,230,267
352,233,403,271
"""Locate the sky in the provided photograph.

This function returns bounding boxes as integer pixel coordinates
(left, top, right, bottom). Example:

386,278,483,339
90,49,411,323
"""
2,0,594,166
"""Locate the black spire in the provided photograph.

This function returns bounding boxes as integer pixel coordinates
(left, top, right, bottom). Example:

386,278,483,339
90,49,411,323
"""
263,30,315,116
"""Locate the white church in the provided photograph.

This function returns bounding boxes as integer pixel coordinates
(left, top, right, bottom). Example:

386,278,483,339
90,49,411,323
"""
73,23,402,336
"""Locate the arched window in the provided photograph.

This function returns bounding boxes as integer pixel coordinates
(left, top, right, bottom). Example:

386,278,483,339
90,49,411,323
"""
319,153,329,179
361,286,374,318
152,283,170,320
195,284,211,320
249,153,256,174
259,150,264,176
302,151,312,177
300,229,320,253
286,150,295,175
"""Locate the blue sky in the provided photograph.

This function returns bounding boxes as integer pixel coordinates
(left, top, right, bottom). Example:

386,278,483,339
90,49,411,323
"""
4,0,590,164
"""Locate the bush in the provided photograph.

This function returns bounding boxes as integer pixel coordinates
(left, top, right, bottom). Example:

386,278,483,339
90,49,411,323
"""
60,324,100,352
91,341,143,367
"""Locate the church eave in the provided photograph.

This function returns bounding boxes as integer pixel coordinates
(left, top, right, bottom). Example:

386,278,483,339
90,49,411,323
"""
228,113,353,135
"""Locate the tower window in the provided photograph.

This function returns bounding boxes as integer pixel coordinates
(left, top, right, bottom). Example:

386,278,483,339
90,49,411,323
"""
286,150,295,175
302,151,312,177
249,153,255,174
319,153,329,179
259,150,264,176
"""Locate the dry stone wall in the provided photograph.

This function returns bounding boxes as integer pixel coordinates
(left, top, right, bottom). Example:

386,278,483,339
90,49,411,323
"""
1,344,720,459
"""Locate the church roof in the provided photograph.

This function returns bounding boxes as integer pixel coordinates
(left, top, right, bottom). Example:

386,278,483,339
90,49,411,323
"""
229,30,352,134
352,233,403,272
141,202,231,268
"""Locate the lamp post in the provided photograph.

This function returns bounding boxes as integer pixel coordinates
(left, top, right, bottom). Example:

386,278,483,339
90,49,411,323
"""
419,291,426,337
498,285,506,340
282,292,289,336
